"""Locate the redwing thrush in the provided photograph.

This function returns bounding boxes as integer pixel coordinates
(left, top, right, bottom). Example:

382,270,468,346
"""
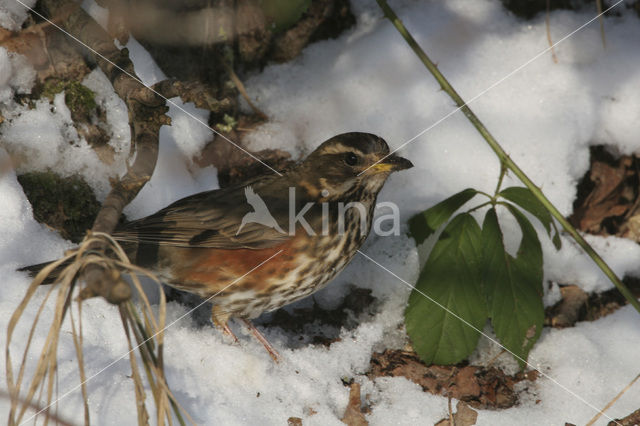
22,132,412,360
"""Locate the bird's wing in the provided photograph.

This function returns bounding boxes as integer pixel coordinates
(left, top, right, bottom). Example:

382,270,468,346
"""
112,178,291,249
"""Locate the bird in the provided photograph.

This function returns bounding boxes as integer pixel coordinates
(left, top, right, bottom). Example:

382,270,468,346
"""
21,132,413,361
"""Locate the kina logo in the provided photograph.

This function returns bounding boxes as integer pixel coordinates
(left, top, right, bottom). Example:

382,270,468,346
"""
237,186,285,235
237,186,401,237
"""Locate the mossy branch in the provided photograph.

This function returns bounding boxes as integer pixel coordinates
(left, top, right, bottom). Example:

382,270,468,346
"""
38,0,169,304
376,0,640,314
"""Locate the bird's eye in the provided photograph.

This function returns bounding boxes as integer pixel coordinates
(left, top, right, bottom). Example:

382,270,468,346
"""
345,152,358,166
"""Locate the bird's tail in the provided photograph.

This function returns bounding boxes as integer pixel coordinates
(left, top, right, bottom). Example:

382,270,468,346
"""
18,259,73,285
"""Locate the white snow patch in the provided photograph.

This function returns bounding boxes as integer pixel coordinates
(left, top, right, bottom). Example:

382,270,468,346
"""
0,0,36,31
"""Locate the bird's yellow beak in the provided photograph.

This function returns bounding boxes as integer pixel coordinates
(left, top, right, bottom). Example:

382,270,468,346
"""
371,163,394,173
369,154,413,173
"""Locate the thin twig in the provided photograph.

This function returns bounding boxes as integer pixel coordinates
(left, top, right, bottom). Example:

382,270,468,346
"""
485,349,507,367
221,59,268,120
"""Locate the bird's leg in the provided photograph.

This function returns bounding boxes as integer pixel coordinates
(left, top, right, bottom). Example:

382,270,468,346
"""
240,318,281,362
212,306,280,361
212,307,238,343
221,322,239,343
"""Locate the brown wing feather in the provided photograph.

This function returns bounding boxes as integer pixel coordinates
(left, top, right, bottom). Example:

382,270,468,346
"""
112,176,291,249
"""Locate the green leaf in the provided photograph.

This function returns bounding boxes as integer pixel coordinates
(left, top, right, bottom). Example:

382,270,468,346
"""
405,213,487,365
481,206,544,369
498,186,561,250
409,188,478,245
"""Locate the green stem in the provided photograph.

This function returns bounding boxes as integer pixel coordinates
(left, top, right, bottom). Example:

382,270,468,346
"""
377,0,640,314
467,201,492,213
494,162,507,195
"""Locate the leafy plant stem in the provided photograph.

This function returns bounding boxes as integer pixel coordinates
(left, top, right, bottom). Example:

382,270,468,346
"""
476,191,493,200
494,162,507,195
376,0,640,314
467,201,492,214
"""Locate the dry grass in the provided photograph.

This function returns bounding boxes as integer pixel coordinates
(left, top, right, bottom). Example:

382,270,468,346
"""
0,389,75,426
5,232,193,426
585,372,640,426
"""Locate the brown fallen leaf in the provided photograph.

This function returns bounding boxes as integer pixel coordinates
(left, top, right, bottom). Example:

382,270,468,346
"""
544,278,640,325
341,382,368,426
0,25,50,68
435,401,478,426
368,350,536,409
621,214,640,242
607,407,640,426
287,417,303,426
571,147,640,237
545,285,589,328
575,159,630,233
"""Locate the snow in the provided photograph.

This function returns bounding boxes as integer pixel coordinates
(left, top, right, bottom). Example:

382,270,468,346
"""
2,0,640,424
1,87,123,198
123,98,218,219
0,47,35,103
0,0,36,31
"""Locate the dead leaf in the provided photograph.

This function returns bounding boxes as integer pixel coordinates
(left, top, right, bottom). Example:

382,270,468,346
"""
0,25,50,67
287,417,303,426
367,350,536,409
545,285,588,328
341,382,368,426
607,407,640,426
435,401,478,426
544,279,640,325
571,146,640,237
621,214,640,241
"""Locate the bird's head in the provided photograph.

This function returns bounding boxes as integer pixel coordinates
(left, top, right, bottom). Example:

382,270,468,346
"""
297,132,413,200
